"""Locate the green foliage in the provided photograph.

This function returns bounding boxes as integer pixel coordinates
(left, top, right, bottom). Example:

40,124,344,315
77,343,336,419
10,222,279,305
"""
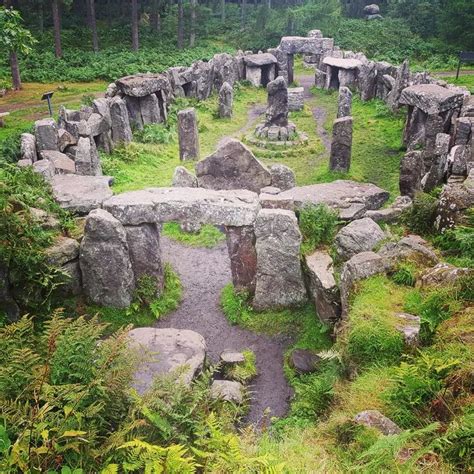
402,192,439,235
391,262,417,287
222,349,258,383
298,203,339,254
134,123,176,144
162,222,226,248
0,7,36,56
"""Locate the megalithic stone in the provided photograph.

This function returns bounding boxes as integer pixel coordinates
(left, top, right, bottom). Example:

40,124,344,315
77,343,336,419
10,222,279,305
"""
218,82,234,118
178,108,200,161
337,86,352,118
329,116,353,172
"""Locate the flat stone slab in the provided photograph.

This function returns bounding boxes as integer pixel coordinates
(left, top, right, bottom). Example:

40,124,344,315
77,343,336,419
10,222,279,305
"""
278,180,389,220
51,175,113,215
399,84,465,114
128,328,206,392
243,53,277,67
323,57,362,70
116,73,169,97
103,187,260,226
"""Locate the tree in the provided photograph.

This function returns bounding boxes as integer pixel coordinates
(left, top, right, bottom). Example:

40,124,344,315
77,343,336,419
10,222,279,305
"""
87,0,99,52
0,7,36,90
151,0,161,33
190,0,197,47
177,0,184,48
221,0,225,22
51,0,62,57
131,0,139,50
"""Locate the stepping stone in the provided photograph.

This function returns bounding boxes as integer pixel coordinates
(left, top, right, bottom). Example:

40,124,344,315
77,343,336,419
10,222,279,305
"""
210,380,244,404
289,349,321,374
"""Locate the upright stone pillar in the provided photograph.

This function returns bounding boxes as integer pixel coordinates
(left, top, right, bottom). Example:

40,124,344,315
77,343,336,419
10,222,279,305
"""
399,151,424,198
329,116,353,172
218,82,233,118
178,108,200,161
110,97,133,145
253,209,307,310
225,226,257,295
79,209,135,308
337,86,352,118
265,76,288,127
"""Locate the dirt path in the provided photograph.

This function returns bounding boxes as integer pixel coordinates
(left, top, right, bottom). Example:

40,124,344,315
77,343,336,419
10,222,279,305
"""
155,237,293,426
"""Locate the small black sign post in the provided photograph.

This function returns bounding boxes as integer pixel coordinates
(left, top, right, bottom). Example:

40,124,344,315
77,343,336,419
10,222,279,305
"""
456,51,474,80
41,91,54,117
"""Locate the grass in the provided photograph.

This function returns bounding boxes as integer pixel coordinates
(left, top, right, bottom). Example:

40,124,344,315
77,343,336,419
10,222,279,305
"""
439,74,474,94
222,349,258,383
162,222,225,248
85,263,182,333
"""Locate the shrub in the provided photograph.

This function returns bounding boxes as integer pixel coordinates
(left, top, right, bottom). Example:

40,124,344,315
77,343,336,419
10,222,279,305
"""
134,123,176,144
298,203,339,255
401,192,438,235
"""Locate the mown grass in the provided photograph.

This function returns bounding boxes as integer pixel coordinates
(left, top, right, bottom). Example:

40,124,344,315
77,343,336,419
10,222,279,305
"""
440,74,474,93
162,222,226,248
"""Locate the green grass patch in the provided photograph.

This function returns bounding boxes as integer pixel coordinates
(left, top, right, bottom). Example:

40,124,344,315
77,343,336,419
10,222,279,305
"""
222,349,258,383
441,75,474,94
162,222,225,248
88,263,182,333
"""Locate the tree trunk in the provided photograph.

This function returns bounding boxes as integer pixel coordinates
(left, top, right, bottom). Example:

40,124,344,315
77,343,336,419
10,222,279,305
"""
177,0,184,49
267,0,271,9
52,0,62,58
10,51,21,90
190,0,197,47
88,0,99,51
240,0,246,27
151,0,161,32
220,0,225,22
131,0,139,51
38,0,44,33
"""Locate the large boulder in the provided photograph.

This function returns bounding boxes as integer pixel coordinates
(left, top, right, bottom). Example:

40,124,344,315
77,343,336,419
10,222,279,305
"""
110,97,133,145
399,84,465,115
172,166,198,187
196,138,271,193
305,250,341,324
253,209,307,310
34,118,58,152
269,164,296,191
334,217,385,261
128,327,206,392
45,236,80,266
80,209,135,307
378,234,438,267
418,263,471,288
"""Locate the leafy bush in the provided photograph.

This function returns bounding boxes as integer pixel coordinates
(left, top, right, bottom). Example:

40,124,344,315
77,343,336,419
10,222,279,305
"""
401,192,438,235
134,123,176,144
298,203,339,255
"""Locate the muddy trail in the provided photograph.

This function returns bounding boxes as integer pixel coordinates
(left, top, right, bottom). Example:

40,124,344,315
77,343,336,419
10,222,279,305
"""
155,236,294,426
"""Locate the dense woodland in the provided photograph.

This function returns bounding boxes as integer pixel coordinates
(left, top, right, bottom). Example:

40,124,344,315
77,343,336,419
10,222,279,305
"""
1,0,474,473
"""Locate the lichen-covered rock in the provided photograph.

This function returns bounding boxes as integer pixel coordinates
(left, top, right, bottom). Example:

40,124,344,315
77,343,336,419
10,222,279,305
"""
270,164,296,191
418,263,471,288
71,137,102,176
365,196,412,223
329,116,353,172
110,97,132,145
41,150,76,175
337,86,352,117
218,81,233,118
354,410,402,435
45,236,80,266
253,209,307,310
400,151,424,198
210,380,244,403
395,313,420,347
335,217,385,261
178,108,199,161
265,76,289,127
378,234,438,267
172,166,198,187
20,133,37,162
289,349,321,374
35,118,58,152
80,209,135,307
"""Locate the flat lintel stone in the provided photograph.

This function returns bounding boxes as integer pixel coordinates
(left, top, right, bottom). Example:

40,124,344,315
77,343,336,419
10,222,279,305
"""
103,187,260,226
399,84,465,114
115,73,169,97
243,53,277,67
323,57,362,70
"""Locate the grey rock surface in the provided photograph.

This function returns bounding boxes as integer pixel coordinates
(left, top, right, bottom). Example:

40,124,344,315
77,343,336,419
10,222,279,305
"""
110,97,133,145
329,116,353,172
41,150,76,175
210,380,244,403
178,108,200,161
35,118,58,152
354,410,402,435
400,150,424,198
20,133,37,162
399,84,465,114
270,164,296,191
337,86,352,118
289,349,321,374
218,81,233,118
116,73,170,97
265,76,289,127
172,166,198,187
45,236,80,266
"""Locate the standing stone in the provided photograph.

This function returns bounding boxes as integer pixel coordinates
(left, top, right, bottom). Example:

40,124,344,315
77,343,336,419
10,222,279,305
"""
110,97,133,145
450,145,469,176
20,133,37,162
80,209,135,308
218,82,233,118
140,94,161,125
453,117,472,146
337,86,352,118
305,250,341,325
41,150,76,175
178,108,200,161
172,166,198,187
329,116,353,172
35,118,59,152
358,61,377,101
265,76,289,127
288,87,305,112
125,223,164,294
253,209,307,310
388,59,410,111
73,137,102,176
400,150,424,198
225,225,257,295
270,164,296,191
423,133,450,192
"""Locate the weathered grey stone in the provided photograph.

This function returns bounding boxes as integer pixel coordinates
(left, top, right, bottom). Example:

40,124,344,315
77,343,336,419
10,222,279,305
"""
387,59,410,111
335,217,385,261
73,137,102,176
363,4,380,15
218,81,233,118
33,159,55,181
395,313,420,347
104,187,260,227
243,53,277,67
178,108,199,161
450,145,469,176
128,327,206,391
400,151,424,198
329,116,353,172
270,164,296,191
265,76,288,127
172,166,198,187
123,96,143,130
17,159,32,168
418,263,471,288
125,223,164,293
399,84,465,115
220,350,245,364
20,133,37,162
259,193,294,210
288,87,304,111
80,209,135,307
41,150,76,175
358,61,377,101
30,207,60,230
35,118,58,152
305,250,341,324
211,53,239,90
315,69,327,88
323,57,362,70
196,138,271,193
337,86,352,118
92,98,112,126
279,180,389,221
110,97,132,145
225,225,257,295
423,133,450,192
210,380,244,403
365,195,412,223
453,117,473,146
45,236,80,266
279,36,321,55
116,73,170,97
340,252,389,317
253,209,307,310
289,349,321,374
354,410,402,435
140,94,161,125
60,260,82,296
51,175,113,214
57,129,76,152
87,113,109,137
260,186,281,195
378,235,439,267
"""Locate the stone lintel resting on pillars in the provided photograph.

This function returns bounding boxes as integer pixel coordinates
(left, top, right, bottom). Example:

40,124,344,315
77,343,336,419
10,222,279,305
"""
178,107,200,161
329,116,353,173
